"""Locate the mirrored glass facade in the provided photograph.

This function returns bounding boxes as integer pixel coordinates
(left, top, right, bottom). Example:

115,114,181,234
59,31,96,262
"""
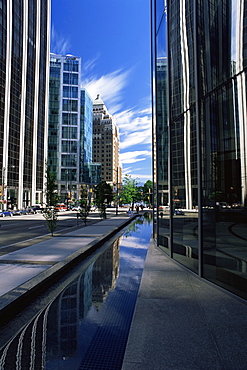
152,0,247,299
0,0,50,209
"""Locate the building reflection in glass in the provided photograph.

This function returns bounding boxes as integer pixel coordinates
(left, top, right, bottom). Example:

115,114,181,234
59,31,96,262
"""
152,0,247,299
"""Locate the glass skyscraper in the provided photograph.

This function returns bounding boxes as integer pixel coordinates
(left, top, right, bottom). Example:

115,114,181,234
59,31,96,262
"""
0,0,50,209
152,0,247,300
48,54,100,203
49,53,82,203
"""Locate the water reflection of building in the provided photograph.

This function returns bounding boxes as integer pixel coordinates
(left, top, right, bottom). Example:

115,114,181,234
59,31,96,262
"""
46,266,93,361
0,237,121,366
152,0,247,300
92,238,120,310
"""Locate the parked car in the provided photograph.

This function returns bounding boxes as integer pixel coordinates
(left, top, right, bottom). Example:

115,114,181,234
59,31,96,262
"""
173,209,184,215
26,207,36,214
0,210,13,217
55,204,67,212
32,206,44,213
12,209,29,216
72,206,81,211
25,206,44,214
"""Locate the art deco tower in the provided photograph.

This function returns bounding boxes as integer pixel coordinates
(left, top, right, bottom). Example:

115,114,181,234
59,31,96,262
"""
92,95,122,187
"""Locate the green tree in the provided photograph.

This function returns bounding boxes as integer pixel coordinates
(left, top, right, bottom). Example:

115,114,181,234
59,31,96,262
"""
43,166,59,236
78,188,91,225
94,181,113,219
143,180,153,207
120,175,139,210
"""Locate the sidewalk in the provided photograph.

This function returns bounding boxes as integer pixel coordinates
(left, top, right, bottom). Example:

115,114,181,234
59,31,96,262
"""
0,212,133,323
122,239,247,370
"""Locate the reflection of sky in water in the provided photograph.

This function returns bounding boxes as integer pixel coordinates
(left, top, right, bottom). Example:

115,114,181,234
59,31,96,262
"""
75,217,153,369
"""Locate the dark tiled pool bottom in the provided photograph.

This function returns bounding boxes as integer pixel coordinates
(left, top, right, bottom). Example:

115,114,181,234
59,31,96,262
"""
79,289,139,370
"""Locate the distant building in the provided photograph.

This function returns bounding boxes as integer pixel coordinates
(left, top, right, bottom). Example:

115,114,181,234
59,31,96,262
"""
0,0,50,209
152,0,247,300
92,95,122,188
80,89,101,185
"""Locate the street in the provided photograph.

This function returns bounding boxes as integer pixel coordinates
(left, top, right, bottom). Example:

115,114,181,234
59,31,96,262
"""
0,208,129,249
0,211,81,249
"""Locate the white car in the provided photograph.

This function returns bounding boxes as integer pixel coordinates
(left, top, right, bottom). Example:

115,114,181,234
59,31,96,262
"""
72,206,81,211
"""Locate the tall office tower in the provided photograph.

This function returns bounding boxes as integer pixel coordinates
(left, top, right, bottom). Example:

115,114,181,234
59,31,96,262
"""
152,0,247,299
92,95,122,187
0,0,50,209
49,53,83,203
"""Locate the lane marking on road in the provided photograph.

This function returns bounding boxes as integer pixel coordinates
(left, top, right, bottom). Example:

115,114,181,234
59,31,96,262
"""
0,223,20,227
0,226,79,250
29,225,44,230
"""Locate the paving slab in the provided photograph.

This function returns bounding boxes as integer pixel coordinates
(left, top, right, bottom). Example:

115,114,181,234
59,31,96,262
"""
122,239,247,370
0,236,96,262
0,264,52,296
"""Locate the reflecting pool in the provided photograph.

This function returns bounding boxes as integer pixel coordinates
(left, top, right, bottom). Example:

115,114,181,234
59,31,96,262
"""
0,213,152,370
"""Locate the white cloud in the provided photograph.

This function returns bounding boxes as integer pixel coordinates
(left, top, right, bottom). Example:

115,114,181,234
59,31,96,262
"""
128,173,152,180
51,26,70,55
120,150,151,164
83,54,101,73
82,68,132,113
121,236,150,249
116,107,152,150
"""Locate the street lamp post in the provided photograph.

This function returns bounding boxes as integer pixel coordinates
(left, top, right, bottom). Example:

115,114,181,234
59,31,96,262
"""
116,167,118,215
1,167,6,211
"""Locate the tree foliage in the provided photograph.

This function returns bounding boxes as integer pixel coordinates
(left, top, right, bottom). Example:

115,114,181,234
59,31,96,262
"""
94,181,113,218
143,180,153,206
120,175,139,210
45,166,59,206
43,166,58,236
78,188,91,225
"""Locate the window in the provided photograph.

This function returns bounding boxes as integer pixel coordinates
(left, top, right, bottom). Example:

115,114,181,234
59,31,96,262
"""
63,86,78,98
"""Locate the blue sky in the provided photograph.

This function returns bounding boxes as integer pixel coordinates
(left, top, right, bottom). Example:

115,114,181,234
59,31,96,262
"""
51,0,152,185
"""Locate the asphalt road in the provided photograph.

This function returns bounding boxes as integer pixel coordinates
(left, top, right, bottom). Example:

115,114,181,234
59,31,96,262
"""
0,211,84,249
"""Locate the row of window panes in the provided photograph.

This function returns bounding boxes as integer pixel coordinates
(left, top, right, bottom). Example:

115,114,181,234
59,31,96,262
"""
63,72,78,85
63,61,79,72
61,154,77,167
62,99,78,112
63,86,78,98
62,113,78,125
62,126,77,139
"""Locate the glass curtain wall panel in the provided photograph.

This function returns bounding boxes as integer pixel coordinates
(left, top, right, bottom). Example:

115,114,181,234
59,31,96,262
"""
199,0,247,299
153,0,170,250
168,0,199,271
153,0,247,298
